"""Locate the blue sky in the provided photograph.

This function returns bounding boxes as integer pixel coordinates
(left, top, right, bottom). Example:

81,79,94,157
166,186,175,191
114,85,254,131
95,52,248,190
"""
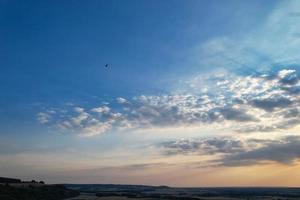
2,0,300,186
1,0,275,133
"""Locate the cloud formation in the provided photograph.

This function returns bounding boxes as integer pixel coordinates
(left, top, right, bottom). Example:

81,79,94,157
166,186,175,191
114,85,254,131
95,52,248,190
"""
160,136,300,167
220,136,300,166
37,69,300,136
160,137,244,156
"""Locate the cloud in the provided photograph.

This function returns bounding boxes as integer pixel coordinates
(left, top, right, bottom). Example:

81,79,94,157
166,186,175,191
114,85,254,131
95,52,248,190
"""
91,106,110,114
160,139,202,155
74,107,84,113
160,137,245,156
250,96,292,111
116,97,128,104
278,69,298,85
160,135,300,167
71,107,89,126
49,106,123,136
219,107,258,122
37,68,300,136
220,136,300,166
37,112,52,124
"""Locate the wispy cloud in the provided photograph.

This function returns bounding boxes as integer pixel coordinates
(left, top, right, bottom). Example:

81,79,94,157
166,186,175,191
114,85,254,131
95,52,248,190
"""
192,1,300,73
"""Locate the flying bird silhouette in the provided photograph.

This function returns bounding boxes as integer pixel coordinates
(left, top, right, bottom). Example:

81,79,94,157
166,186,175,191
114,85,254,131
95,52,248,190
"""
105,64,109,68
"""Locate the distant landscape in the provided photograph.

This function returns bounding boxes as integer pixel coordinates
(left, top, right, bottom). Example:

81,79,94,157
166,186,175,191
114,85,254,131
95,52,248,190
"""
2,177,300,200
64,184,300,200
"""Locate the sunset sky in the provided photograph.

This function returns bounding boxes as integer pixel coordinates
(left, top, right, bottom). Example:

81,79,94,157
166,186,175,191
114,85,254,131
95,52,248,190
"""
1,0,300,186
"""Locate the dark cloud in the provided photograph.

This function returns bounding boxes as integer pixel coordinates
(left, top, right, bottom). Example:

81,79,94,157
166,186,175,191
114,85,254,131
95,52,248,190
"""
277,118,300,130
161,136,300,167
278,71,298,85
219,107,258,122
281,109,300,118
235,125,277,133
236,118,300,133
220,136,300,166
281,85,300,94
160,139,201,155
251,97,292,111
203,138,244,154
160,137,245,156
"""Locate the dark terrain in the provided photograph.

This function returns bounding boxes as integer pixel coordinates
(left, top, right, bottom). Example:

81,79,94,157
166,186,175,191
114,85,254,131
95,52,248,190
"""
0,177,79,200
65,184,300,200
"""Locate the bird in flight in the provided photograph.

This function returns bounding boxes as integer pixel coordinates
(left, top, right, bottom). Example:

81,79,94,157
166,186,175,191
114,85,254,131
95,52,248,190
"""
105,64,109,68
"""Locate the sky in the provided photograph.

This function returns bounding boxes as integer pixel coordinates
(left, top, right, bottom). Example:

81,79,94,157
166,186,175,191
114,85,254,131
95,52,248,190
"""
2,0,300,186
